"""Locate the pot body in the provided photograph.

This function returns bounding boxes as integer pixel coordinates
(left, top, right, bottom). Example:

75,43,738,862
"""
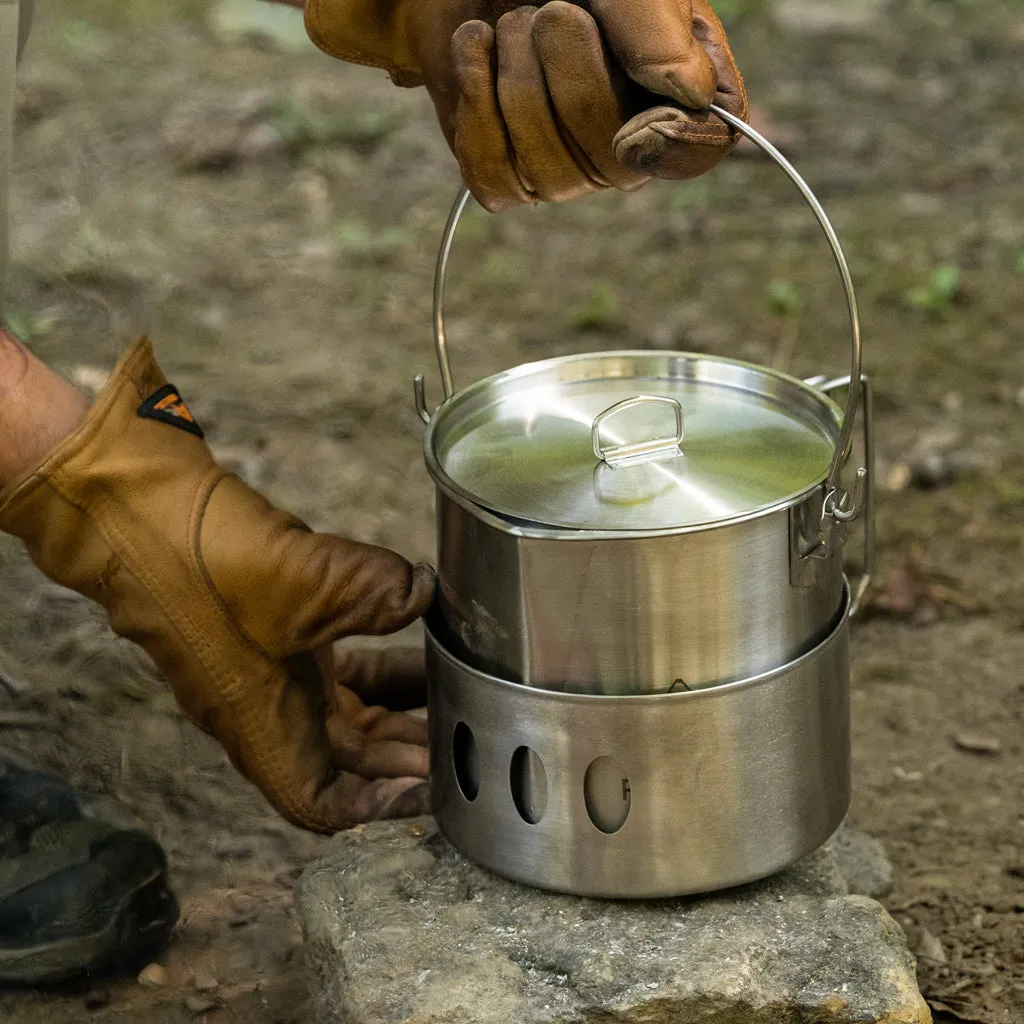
434,484,844,694
427,587,851,898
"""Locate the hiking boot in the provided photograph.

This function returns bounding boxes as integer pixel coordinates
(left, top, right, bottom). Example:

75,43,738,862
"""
0,755,178,986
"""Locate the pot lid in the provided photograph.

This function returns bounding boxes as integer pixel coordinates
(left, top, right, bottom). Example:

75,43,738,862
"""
428,352,844,532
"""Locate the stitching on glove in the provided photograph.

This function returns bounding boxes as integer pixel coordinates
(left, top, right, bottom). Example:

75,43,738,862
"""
184,472,345,831
189,472,279,665
96,484,338,833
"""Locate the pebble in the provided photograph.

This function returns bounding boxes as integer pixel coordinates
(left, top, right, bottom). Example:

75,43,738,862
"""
227,890,259,926
940,392,963,415
185,995,221,1014
15,81,68,122
953,733,1002,755
193,974,220,993
887,445,1000,492
161,90,287,171
883,462,913,492
917,928,947,964
138,963,169,988
910,451,955,489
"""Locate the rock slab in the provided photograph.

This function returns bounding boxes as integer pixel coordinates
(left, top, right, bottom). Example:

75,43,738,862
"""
296,819,930,1024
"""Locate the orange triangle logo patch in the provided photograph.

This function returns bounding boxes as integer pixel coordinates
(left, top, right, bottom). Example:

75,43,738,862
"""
138,384,205,439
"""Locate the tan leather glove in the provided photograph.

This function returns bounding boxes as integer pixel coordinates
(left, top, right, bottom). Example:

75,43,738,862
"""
0,339,435,834
305,0,747,211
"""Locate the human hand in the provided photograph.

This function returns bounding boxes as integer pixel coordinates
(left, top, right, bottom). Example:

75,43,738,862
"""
0,339,435,833
310,645,433,825
305,0,747,210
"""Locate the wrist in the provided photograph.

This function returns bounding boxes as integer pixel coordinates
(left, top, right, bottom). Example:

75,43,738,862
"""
0,333,91,490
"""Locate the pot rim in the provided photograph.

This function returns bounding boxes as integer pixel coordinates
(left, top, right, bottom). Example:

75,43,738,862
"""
424,348,846,540
426,579,851,703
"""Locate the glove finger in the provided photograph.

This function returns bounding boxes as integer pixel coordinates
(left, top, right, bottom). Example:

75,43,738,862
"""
614,106,733,180
212,655,352,833
304,542,436,645
332,646,427,711
693,0,747,121
333,735,430,781
201,475,436,652
358,779,432,823
325,679,429,774
531,2,649,193
590,0,717,109
613,3,748,183
208,652,426,834
494,7,604,203
320,776,431,829
451,20,536,213
345,703,429,747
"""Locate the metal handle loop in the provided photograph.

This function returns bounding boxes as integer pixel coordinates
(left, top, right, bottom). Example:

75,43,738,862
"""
427,104,864,506
812,373,875,617
591,395,685,469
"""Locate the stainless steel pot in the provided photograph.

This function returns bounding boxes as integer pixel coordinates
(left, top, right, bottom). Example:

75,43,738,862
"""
426,581,852,898
415,107,874,695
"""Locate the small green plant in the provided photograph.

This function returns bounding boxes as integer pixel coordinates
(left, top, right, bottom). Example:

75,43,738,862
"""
569,285,617,331
4,312,55,344
904,264,961,314
1016,252,1024,276
766,280,803,317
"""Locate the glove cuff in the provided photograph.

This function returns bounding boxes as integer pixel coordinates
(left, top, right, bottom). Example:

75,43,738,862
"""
0,336,223,621
304,0,424,87
0,338,173,521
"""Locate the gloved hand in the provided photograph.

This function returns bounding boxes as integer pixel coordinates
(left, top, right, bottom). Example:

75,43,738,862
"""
303,0,747,210
0,339,435,834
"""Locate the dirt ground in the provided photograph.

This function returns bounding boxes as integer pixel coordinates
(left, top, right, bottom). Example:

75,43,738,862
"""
0,0,1020,1021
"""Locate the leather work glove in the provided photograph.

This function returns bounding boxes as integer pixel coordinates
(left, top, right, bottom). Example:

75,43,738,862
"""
0,339,435,834
303,0,748,211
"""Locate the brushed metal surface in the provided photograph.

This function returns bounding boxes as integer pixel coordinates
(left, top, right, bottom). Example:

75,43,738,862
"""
427,591,851,899
427,351,844,533
435,485,844,694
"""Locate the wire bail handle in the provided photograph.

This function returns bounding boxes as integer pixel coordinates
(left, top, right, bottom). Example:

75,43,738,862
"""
417,104,867,522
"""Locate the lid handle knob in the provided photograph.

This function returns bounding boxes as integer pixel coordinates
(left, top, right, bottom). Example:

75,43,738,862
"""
592,395,685,469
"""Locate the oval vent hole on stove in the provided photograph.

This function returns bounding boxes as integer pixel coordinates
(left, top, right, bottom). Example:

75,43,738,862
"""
452,721,480,802
584,756,631,834
510,746,548,824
